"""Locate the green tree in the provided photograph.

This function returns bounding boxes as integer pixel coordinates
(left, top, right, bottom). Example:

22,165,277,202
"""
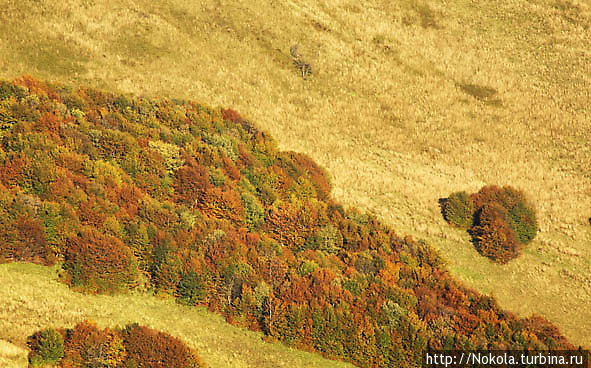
28,328,64,367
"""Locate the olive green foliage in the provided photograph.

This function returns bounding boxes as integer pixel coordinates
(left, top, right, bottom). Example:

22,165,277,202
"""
507,200,538,244
176,271,209,305
27,328,64,367
442,191,474,228
241,191,265,231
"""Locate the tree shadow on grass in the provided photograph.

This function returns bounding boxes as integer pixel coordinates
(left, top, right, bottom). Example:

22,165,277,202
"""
438,197,448,222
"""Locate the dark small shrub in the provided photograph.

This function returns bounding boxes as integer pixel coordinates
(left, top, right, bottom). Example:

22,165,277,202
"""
443,191,474,228
27,328,65,366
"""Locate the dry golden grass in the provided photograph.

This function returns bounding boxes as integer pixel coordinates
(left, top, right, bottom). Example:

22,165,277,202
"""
0,263,354,368
0,339,28,368
0,0,589,348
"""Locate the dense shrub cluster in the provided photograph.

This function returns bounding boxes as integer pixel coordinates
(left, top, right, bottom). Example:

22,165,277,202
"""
27,320,205,368
443,186,538,263
1,77,571,367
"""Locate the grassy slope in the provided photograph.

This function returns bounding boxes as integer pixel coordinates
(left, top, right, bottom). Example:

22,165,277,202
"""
0,0,589,349
0,263,354,368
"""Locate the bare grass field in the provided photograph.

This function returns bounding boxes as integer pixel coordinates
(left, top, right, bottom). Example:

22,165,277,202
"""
0,0,589,351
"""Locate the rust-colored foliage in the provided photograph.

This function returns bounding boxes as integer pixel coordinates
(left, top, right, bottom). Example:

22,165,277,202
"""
0,216,54,265
470,185,505,210
0,153,31,187
471,204,522,264
221,108,243,125
221,156,241,180
36,112,62,138
106,182,143,217
195,186,245,224
77,198,107,227
264,203,308,248
61,320,126,368
287,151,332,200
64,229,137,293
47,170,78,202
524,315,571,348
121,324,205,368
14,75,60,101
237,142,255,168
56,152,86,174
174,162,210,206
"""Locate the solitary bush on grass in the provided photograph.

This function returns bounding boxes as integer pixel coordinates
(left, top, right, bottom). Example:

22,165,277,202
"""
443,186,538,263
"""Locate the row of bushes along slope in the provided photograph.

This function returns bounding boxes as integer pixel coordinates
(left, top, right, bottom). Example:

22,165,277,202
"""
28,320,205,368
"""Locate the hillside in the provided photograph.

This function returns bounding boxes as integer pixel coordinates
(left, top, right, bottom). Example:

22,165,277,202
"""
0,78,579,367
0,0,590,350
